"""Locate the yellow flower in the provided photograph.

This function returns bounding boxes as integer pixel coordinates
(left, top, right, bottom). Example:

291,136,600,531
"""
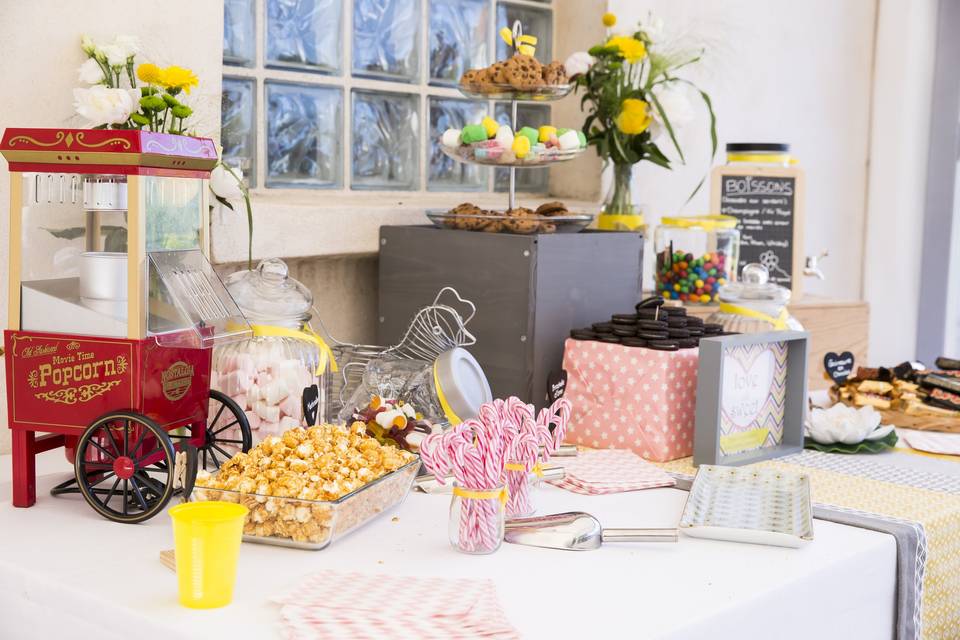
615,99,652,135
160,65,199,93
602,13,617,27
136,63,163,84
606,36,647,64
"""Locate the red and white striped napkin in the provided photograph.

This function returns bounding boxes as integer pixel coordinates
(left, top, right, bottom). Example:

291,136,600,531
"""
548,448,676,494
273,571,519,640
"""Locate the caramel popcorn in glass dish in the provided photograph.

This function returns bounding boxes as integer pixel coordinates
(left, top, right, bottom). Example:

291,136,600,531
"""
193,422,418,548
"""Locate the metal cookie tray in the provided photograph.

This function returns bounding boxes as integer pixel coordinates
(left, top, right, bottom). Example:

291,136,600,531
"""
679,465,814,548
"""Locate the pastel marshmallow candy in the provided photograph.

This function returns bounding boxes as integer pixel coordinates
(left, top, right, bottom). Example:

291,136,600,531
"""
558,129,581,150
441,128,461,148
512,135,531,158
460,124,488,144
494,125,514,147
538,126,557,143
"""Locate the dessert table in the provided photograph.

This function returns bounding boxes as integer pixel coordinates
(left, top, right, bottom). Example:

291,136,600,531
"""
0,449,896,639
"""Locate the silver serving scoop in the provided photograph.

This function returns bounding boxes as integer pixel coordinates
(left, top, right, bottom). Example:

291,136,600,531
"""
505,511,678,550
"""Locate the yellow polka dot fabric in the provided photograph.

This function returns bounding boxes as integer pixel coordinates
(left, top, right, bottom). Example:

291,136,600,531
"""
659,456,960,638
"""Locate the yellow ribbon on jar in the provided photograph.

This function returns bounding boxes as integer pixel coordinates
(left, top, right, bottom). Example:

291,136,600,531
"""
717,302,789,331
452,485,509,508
433,362,462,426
504,462,545,477
597,213,646,231
247,324,339,375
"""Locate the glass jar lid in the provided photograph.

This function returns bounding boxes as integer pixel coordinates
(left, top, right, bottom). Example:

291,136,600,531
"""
718,263,791,305
659,214,738,231
224,258,312,326
434,348,492,421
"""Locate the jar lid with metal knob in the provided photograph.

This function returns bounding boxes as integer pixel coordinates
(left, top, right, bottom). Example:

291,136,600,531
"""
706,263,804,333
224,257,312,329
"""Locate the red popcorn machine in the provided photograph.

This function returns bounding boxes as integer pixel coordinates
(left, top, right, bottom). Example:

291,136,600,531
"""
1,128,253,523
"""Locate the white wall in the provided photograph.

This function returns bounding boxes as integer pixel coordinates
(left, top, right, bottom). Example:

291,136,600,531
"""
0,0,224,454
862,0,938,364
608,0,876,302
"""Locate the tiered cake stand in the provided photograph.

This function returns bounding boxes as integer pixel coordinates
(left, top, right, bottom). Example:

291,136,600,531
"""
429,25,593,234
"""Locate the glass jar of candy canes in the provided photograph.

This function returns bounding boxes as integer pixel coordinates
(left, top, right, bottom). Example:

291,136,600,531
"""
654,215,740,305
449,483,506,554
211,258,336,448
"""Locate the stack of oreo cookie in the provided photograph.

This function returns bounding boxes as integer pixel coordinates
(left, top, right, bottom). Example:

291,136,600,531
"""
569,297,729,351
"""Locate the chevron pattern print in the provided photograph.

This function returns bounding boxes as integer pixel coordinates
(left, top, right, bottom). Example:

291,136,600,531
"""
719,341,788,455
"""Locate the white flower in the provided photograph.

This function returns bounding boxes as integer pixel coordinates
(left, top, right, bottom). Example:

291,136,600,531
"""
77,58,105,85
73,87,137,127
80,34,97,56
639,12,665,41
564,51,595,77
112,35,140,59
649,83,694,141
99,43,129,68
805,404,895,445
209,164,245,200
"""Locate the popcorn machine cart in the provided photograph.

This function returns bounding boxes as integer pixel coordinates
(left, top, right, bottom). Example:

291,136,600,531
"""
1,128,253,523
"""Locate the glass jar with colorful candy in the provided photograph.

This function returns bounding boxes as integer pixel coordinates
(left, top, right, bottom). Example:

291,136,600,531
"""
653,215,740,304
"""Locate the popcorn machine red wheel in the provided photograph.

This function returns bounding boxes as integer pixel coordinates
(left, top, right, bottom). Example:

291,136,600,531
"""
1,128,254,524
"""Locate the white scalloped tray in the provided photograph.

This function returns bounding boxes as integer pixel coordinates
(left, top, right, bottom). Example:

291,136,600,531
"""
679,465,814,548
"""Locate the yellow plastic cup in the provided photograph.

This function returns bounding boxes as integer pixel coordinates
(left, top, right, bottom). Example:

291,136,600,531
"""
169,501,248,609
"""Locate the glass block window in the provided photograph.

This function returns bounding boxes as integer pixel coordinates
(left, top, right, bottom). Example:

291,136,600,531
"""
266,82,343,188
224,0,256,66
353,0,420,81
352,90,419,189
221,78,257,186
222,0,554,194
266,0,342,73
429,0,489,85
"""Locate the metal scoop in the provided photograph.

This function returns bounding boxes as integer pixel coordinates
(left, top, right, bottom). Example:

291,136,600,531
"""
505,511,678,550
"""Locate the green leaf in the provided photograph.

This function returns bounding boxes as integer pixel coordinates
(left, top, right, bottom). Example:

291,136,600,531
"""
645,142,672,169
804,430,898,454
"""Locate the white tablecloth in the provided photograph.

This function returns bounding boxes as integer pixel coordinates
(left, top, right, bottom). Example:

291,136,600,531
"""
0,450,897,639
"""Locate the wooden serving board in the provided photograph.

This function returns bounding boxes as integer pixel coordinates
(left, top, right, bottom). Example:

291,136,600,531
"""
878,410,960,434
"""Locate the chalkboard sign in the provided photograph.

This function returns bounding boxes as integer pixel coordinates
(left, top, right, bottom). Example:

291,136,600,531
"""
710,166,805,294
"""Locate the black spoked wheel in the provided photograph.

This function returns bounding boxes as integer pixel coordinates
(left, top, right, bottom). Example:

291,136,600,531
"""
75,411,176,524
200,389,251,470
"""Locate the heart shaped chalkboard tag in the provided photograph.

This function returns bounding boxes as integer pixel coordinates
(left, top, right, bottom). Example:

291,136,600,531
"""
824,351,855,384
302,385,320,426
547,369,568,404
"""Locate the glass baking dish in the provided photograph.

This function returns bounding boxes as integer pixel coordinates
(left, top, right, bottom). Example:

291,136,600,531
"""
189,457,420,550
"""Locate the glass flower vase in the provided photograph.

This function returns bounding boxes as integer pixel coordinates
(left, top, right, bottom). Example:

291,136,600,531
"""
598,162,646,231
